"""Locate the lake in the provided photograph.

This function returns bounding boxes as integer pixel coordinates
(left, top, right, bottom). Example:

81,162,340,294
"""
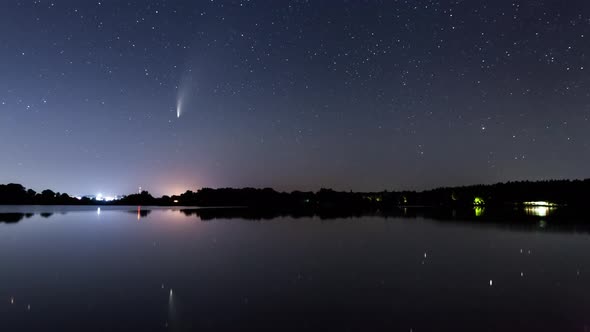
1,206,589,331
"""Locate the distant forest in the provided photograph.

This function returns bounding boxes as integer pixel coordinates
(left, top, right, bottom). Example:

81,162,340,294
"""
1,179,589,209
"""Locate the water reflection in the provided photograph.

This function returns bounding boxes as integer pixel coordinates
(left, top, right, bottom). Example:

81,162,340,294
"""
0,205,587,235
1,207,590,331
524,205,555,217
128,207,151,220
474,206,485,217
177,205,590,234
0,213,34,223
183,206,529,222
522,201,559,217
168,288,176,324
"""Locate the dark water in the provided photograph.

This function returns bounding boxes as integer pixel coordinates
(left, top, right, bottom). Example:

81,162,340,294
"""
1,206,590,331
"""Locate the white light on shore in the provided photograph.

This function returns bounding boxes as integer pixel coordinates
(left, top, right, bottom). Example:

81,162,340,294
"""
523,201,557,207
96,193,116,202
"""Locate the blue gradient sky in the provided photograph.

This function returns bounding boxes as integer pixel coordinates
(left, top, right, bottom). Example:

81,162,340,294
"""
1,0,589,196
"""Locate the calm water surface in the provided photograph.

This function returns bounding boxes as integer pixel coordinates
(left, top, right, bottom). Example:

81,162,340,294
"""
1,206,589,331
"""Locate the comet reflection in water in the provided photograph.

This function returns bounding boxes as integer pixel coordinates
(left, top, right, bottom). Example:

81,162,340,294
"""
167,288,177,329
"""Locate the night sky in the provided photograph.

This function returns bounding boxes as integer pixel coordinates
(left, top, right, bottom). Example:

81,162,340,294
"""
1,0,589,196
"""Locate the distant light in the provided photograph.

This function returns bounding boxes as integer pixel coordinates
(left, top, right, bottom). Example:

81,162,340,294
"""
173,200,179,204
523,201,557,207
96,193,116,202
489,279,493,286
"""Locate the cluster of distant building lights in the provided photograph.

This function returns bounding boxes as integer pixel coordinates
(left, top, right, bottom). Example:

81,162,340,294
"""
473,197,559,217
76,193,180,204
75,193,122,202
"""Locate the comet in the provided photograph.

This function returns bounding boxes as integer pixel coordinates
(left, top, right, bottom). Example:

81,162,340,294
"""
176,85,186,119
175,72,192,119
176,96,182,118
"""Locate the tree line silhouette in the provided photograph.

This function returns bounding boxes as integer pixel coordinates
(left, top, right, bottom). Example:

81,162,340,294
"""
115,179,590,209
0,183,83,205
1,179,589,209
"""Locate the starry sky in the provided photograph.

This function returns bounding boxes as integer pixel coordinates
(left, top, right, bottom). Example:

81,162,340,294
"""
0,0,589,196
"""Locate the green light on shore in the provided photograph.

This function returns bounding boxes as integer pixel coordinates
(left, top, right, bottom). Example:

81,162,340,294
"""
473,197,485,206
474,206,485,217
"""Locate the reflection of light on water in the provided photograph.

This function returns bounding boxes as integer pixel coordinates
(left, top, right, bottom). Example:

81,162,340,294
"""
523,201,558,217
525,206,554,217
97,208,101,216
474,206,485,217
168,288,176,328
